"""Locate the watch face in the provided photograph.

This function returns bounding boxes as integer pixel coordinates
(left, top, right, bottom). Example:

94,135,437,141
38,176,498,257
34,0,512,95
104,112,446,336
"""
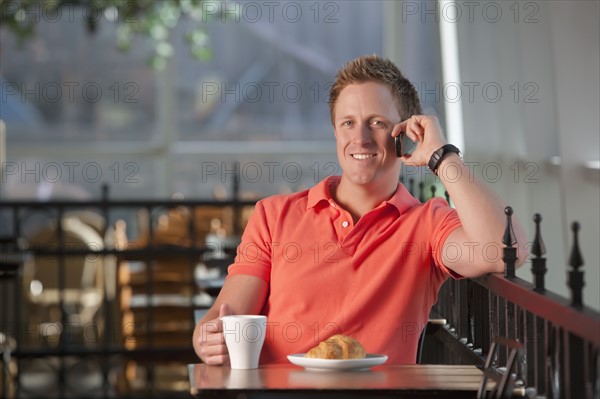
428,145,460,174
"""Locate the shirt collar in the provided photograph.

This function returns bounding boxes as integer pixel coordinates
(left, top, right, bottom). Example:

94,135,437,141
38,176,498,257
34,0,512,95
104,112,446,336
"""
307,176,419,214
307,176,339,209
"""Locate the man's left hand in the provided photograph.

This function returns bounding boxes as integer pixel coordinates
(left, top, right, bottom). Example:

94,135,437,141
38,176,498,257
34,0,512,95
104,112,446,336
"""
391,115,448,166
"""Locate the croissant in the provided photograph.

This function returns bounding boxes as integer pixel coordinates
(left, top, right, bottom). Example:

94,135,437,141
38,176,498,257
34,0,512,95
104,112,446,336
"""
305,334,366,359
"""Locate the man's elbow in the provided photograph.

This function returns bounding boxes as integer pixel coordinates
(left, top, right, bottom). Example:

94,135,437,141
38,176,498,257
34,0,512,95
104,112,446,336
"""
454,258,504,279
471,247,529,277
444,239,530,278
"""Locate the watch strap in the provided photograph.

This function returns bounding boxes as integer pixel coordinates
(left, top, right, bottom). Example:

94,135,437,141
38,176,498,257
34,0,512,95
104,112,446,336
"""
428,144,460,175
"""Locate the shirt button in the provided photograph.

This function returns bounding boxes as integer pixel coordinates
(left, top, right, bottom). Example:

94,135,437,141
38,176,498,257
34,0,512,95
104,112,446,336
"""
342,221,349,228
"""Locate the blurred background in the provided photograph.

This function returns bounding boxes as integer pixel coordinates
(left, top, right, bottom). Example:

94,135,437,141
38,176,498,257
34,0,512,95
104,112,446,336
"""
0,0,598,397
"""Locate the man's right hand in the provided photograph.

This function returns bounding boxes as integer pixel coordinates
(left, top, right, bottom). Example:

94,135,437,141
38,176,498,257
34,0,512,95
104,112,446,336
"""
197,303,232,365
193,275,269,364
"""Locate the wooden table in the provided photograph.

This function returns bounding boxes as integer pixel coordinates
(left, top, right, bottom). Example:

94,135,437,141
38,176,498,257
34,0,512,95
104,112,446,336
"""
189,363,494,398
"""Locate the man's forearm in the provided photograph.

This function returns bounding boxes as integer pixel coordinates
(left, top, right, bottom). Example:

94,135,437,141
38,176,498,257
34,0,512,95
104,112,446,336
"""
437,153,529,269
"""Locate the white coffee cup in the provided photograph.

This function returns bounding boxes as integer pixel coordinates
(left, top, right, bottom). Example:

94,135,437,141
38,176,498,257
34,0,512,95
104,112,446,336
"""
221,315,267,369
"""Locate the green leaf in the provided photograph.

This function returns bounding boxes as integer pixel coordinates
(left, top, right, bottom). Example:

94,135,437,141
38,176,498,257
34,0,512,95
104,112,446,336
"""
0,0,214,68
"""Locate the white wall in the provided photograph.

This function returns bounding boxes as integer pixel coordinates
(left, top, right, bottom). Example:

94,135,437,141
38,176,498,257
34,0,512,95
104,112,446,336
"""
549,1,600,310
455,1,599,310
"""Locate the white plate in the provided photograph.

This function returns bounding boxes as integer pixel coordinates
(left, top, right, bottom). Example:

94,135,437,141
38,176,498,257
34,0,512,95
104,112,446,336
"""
287,353,388,371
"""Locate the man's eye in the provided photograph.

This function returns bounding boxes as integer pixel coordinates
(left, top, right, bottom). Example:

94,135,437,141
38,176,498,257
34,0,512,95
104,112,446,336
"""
371,120,386,128
342,121,352,127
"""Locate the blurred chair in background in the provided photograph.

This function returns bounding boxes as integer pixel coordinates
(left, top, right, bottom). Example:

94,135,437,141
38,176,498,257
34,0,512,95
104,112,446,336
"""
22,214,105,347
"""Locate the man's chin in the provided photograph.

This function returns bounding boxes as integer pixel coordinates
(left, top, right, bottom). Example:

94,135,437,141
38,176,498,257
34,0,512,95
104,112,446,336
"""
341,170,399,189
343,174,376,187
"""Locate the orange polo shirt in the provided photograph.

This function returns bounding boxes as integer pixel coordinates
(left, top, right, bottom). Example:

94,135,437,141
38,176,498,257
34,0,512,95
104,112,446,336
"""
227,176,462,364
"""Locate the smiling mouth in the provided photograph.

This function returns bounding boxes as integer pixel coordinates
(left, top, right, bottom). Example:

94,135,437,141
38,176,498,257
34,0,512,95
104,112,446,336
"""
351,154,376,160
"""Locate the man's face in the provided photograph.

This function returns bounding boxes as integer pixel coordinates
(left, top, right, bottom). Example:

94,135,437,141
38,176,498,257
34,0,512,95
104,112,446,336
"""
333,82,401,188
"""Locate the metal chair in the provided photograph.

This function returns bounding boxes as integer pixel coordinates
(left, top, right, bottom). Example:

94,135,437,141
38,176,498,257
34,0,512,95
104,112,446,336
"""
22,216,105,346
477,336,525,399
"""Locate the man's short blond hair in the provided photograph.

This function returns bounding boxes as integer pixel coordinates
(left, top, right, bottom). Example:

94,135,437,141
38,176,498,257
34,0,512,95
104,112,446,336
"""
329,55,422,125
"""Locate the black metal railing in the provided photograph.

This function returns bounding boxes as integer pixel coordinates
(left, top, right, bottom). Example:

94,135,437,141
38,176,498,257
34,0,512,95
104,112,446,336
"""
426,208,600,399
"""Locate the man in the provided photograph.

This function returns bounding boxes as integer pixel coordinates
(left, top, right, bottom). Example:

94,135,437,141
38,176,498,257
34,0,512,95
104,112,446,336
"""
193,55,527,365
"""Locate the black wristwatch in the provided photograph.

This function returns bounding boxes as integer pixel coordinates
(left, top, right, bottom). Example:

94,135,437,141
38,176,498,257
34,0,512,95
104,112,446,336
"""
428,144,460,175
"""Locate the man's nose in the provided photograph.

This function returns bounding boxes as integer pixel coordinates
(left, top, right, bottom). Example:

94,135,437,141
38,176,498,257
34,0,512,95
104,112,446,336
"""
352,123,373,144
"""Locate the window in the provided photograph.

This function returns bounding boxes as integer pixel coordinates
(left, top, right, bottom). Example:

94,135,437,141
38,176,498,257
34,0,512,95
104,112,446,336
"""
1,1,442,199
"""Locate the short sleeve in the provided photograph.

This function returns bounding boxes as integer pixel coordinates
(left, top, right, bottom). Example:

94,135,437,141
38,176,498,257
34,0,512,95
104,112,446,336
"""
227,200,273,282
428,198,463,279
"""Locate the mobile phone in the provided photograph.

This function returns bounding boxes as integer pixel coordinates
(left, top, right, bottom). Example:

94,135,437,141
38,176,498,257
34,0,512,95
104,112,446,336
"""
395,135,403,157
395,132,414,157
